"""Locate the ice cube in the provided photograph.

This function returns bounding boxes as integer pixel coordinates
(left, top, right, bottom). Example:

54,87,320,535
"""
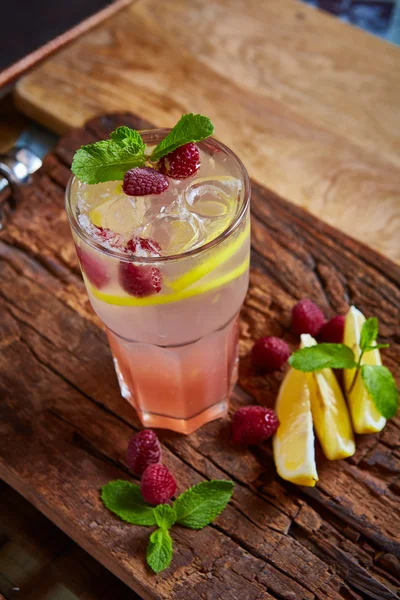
141,212,201,255
184,176,241,219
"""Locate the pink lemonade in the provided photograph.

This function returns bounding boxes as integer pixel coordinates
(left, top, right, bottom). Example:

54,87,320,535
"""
66,130,250,434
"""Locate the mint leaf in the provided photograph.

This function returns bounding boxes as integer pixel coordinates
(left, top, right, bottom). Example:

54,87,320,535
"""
361,365,399,419
150,114,214,161
72,139,145,184
360,318,379,350
289,344,356,372
146,528,173,573
154,504,176,529
101,480,156,526
363,343,390,353
173,480,234,530
110,126,145,150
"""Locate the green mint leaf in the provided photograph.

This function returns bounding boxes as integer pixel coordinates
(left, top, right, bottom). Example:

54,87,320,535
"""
101,480,156,526
146,528,173,573
173,480,234,530
360,317,379,350
71,139,145,184
361,365,399,419
150,113,214,161
363,343,390,353
289,344,356,372
154,504,176,529
110,126,145,151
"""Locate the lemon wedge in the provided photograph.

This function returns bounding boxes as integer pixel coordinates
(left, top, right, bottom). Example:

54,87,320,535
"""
301,334,355,460
343,306,386,433
273,366,318,487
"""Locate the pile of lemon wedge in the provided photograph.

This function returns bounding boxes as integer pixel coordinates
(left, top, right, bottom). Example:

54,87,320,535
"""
273,306,386,487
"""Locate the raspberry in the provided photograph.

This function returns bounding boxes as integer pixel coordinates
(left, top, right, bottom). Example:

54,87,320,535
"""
141,464,177,505
291,299,325,337
126,430,162,476
319,314,345,343
119,262,162,297
76,246,109,289
126,236,161,256
251,336,290,372
232,406,279,445
123,167,169,196
158,143,200,179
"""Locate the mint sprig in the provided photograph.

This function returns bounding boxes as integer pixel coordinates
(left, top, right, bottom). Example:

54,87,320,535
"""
150,114,214,161
101,479,233,573
71,113,214,184
147,528,173,574
101,480,157,526
289,316,398,419
173,480,234,529
288,343,356,372
71,137,146,184
362,365,398,419
154,504,176,529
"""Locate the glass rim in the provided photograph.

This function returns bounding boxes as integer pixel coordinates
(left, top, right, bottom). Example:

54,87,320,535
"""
65,130,251,264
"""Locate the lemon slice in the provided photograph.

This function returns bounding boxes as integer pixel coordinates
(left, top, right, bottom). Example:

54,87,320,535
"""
301,334,355,460
170,221,250,292
343,306,386,433
273,367,318,487
88,257,249,307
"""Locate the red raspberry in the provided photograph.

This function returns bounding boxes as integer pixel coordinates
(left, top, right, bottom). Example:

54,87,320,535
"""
158,143,200,179
251,336,290,372
119,262,162,297
141,464,177,505
232,406,279,445
76,246,109,289
319,314,345,343
291,299,325,337
126,236,161,256
123,167,169,196
126,430,162,476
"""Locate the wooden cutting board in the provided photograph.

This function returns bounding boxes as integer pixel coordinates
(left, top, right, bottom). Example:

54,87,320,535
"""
14,0,400,264
1,113,399,600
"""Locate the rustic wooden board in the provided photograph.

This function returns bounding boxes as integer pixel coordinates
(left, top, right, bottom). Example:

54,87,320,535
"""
1,113,399,600
14,0,400,263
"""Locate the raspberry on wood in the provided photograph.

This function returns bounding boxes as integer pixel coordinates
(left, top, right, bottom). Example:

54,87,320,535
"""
126,430,162,476
141,464,177,505
251,337,290,372
291,299,326,337
232,406,279,445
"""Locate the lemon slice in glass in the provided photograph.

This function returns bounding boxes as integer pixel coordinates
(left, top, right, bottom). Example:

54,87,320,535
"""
343,306,386,434
273,366,318,487
301,334,355,460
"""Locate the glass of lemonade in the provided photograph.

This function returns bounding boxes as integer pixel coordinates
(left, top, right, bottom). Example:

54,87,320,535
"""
66,128,250,434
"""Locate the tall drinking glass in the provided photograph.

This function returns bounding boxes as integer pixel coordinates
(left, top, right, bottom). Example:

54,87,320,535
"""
66,130,250,434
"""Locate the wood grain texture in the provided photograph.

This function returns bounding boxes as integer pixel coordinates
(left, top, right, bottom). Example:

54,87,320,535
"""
14,0,400,263
0,113,400,600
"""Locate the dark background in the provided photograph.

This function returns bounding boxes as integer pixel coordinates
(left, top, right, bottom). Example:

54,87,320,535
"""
0,0,114,72
300,0,399,42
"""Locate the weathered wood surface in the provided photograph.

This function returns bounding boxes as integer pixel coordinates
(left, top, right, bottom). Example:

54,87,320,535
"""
1,113,399,600
0,482,134,599
14,0,400,263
